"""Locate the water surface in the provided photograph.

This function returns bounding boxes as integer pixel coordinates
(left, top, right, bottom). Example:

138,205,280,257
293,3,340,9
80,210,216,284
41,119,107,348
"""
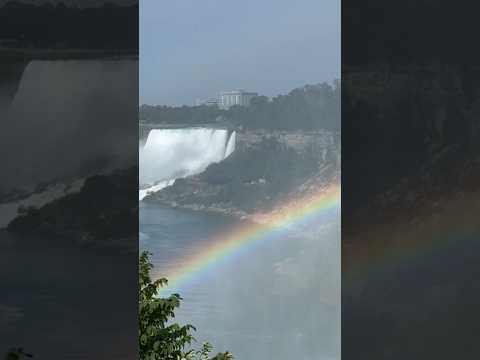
140,201,340,360
0,230,137,359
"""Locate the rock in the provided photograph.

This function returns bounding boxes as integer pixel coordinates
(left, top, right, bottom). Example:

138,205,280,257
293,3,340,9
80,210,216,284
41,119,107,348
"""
148,130,340,218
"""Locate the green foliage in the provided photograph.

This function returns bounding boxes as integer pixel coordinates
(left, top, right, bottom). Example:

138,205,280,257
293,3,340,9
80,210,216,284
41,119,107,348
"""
230,82,340,131
139,105,224,125
3,348,32,360
199,136,319,211
139,251,232,360
7,168,137,240
139,82,340,131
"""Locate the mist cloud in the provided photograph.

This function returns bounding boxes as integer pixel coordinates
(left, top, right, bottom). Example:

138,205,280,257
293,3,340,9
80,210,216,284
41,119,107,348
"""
0,59,138,194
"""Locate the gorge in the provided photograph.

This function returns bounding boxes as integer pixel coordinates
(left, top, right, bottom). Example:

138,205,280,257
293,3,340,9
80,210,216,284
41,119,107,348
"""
141,127,340,219
139,126,341,360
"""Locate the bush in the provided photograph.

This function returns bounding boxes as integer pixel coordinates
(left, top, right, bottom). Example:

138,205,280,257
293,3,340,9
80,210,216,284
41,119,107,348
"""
139,251,232,360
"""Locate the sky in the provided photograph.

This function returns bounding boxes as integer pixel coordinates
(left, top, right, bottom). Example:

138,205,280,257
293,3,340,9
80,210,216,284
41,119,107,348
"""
140,0,340,106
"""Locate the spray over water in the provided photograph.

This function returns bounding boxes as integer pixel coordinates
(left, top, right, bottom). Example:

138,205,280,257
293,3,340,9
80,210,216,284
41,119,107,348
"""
139,128,236,199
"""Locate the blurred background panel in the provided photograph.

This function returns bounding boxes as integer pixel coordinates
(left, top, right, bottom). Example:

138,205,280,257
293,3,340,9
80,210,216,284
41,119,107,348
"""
342,1,480,359
0,1,138,359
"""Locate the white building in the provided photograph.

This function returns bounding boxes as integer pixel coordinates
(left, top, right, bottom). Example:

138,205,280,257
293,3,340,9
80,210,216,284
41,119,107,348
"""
195,98,220,107
219,89,258,109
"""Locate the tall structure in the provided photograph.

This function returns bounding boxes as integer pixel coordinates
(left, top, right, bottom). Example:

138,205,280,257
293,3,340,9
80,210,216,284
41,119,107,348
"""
219,89,258,109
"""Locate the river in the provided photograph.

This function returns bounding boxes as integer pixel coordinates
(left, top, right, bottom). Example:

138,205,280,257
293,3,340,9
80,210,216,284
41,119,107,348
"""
0,230,137,359
140,201,340,360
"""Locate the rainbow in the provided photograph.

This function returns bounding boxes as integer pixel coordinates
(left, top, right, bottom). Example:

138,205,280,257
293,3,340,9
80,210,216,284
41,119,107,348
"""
343,186,480,283
157,183,341,293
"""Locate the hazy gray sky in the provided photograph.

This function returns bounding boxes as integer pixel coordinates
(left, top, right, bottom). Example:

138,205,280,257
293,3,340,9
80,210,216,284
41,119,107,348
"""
140,0,340,106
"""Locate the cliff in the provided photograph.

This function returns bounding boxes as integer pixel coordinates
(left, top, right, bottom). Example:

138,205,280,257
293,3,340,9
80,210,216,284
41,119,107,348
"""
7,167,138,250
144,130,340,219
343,63,480,214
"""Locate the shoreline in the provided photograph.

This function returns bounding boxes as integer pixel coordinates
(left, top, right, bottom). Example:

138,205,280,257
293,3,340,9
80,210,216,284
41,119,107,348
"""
142,177,341,227
142,197,254,223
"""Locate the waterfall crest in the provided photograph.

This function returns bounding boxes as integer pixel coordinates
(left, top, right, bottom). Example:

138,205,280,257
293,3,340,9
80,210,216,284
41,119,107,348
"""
139,128,236,200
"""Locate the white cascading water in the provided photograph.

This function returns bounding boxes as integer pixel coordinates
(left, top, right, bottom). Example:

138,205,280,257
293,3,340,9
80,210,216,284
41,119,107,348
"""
0,59,137,228
139,128,236,200
224,130,236,158
0,60,137,192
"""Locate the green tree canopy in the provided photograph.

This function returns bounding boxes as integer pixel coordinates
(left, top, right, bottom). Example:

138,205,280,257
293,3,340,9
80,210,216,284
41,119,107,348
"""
3,348,33,360
139,81,340,131
139,251,233,360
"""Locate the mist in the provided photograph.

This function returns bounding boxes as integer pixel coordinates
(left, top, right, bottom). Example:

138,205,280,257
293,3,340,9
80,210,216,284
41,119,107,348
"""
191,222,340,359
140,125,340,359
0,59,138,195
141,203,340,359
139,128,235,194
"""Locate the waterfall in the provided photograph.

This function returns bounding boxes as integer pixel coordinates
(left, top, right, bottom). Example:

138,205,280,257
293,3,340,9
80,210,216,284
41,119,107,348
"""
225,131,236,158
0,59,138,227
0,59,138,194
139,128,236,200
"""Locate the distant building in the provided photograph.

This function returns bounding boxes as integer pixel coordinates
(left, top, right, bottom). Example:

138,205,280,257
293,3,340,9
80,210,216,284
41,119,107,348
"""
195,89,259,109
219,89,258,109
195,98,220,107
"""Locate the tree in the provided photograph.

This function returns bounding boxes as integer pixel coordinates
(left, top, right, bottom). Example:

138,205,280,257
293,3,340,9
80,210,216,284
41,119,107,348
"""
139,251,233,360
139,81,340,131
3,348,33,360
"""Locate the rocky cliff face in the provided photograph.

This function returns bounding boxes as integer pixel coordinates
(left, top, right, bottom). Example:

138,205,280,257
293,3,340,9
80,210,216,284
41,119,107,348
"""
342,105,480,360
0,59,28,114
343,63,480,214
236,129,337,152
7,167,138,251
144,130,340,219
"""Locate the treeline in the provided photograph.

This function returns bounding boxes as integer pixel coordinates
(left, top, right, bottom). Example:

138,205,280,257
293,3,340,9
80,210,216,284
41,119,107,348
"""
198,137,321,211
7,167,138,242
0,1,138,50
139,104,223,125
140,81,340,131
342,65,480,216
342,0,480,215
344,0,480,65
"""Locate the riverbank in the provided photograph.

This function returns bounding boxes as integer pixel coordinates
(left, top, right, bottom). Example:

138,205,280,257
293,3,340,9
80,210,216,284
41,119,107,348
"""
143,130,340,222
6,167,138,252
140,197,340,360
